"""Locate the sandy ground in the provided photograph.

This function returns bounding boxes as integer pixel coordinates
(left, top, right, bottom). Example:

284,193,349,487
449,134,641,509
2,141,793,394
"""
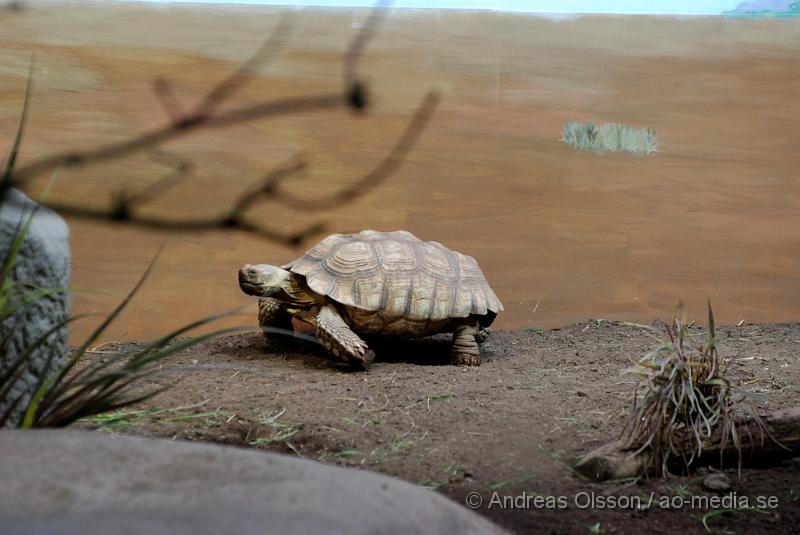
75,322,800,534
1,3,799,342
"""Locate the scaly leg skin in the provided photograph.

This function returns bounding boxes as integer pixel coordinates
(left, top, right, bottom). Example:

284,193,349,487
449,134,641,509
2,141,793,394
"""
475,327,490,344
258,297,293,340
315,304,375,370
451,320,481,366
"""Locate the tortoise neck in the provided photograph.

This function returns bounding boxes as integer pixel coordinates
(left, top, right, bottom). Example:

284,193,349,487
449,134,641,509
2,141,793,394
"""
281,273,319,307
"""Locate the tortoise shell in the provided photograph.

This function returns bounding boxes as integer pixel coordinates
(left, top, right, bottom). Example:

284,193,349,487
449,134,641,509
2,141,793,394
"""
283,230,503,322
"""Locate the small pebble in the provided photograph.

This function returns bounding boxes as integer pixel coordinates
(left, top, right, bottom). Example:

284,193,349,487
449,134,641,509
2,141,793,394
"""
702,472,731,492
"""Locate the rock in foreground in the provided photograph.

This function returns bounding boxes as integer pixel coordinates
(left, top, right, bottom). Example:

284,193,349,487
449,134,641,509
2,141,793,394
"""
0,430,509,535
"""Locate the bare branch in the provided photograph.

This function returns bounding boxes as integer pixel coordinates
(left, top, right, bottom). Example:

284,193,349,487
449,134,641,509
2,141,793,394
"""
3,3,438,247
344,1,390,110
1,1,23,17
194,13,295,117
152,77,186,122
39,198,325,246
11,93,343,184
229,154,307,217
126,149,194,207
7,13,322,185
269,90,440,211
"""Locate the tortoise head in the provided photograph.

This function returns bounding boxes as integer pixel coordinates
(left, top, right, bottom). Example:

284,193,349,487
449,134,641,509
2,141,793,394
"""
238,264,293,298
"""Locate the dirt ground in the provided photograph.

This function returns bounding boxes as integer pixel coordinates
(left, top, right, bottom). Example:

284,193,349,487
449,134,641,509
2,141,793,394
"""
75,321,800,534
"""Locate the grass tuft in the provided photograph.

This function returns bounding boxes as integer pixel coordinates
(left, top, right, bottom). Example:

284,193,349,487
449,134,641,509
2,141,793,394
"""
248,408,304,446
697,507,770,532
561,121,657,155
618,302,771,475
81,405,227,432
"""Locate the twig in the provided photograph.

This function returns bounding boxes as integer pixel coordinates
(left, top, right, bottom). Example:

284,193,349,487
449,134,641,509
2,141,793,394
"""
126,149,194,207
9,93,343,183
1,1,23,17
152,77,187,122
228,154,308,217
34,198,326,246
269,90,440,211
343,1,390,110
3,3,435,247
194,13,295,117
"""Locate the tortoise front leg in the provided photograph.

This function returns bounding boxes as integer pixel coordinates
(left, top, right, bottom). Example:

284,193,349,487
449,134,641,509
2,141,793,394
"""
257,297,293,339
475,327,490,344
315,304,375,370
451,319,481,366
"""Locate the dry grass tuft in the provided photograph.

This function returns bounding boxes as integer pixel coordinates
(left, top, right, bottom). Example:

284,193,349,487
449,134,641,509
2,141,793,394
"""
619,302,771,475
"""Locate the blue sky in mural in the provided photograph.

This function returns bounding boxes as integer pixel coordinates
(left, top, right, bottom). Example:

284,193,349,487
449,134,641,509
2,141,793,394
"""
131,1,745,15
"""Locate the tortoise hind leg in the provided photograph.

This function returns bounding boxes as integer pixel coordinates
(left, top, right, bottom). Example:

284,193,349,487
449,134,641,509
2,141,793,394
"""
258,297,293,340
451,319,481,366
315,304,375,370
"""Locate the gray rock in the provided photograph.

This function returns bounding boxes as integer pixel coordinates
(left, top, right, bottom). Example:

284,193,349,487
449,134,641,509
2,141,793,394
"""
0,430,509,535
0,188,70,426
702,472,732,492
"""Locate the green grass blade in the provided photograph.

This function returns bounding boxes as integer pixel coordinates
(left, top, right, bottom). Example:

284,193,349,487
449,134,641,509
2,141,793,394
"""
21,343,64,427
0,314,89,405
127,326,248,370
707,298,716,351
0,207,37,286
67,305,244,389
0,389,28,426
700,507,769,532
24,247,162,425
1,56,34,191
35,326,244,427
43,385,171,427
77,327,246,411
60,244,164,381
126,305,246,365
0,285,68,322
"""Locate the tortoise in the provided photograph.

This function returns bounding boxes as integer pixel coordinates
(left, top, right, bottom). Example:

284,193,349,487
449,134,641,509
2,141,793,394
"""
238,230,503,369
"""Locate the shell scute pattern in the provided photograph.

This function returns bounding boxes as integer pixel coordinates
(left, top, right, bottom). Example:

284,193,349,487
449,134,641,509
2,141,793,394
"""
419,242,457,280
431,281,452,319
374,239,418,273
285,230,503,322
354,276,384,310
472,287,488,313
380,274,411,317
